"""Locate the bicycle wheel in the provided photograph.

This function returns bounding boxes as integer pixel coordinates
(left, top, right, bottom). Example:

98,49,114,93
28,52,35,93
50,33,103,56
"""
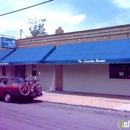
19,84,31,96
36,84,42,92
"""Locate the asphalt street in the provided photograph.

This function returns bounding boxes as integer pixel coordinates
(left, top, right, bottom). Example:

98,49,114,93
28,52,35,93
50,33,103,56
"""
0,99,129,130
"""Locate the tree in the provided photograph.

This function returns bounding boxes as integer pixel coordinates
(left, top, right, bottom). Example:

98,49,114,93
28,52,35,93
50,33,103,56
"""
28,17,47,37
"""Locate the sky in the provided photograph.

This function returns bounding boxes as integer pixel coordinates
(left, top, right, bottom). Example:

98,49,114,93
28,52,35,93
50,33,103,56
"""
0,0,130,38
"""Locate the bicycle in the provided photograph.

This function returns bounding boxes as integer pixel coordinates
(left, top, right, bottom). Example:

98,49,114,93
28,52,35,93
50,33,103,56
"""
30,72,42,95
19,74,32,96
19,72,42,96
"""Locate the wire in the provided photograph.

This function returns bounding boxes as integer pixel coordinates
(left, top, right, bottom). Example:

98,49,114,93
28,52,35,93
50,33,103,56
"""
0,0,54,17
0,34,18,39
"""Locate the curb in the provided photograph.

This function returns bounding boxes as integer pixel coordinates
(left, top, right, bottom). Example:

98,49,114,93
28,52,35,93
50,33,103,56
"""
40,91,130,113
43,100,130,113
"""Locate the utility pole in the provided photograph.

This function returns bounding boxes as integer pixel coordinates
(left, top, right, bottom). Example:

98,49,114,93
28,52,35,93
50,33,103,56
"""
20,29,22,39
20,29,28,39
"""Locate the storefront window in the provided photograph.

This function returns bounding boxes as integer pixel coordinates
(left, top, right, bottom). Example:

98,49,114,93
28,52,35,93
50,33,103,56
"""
15,66,20,76
15,65,25,77
2,66,6,76
32,65,37,76
32,70,37,76
109,64,130,79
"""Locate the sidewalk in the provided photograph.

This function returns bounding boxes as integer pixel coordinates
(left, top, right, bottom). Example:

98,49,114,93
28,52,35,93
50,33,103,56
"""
37,91,130,112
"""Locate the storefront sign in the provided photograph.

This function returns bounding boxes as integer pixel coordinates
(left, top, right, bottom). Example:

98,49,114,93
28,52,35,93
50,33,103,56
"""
0,37,17,49
0,62,9,65
78,59,106,63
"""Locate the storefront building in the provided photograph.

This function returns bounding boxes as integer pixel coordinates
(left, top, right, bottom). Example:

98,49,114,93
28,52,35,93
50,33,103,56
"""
1,25,130,96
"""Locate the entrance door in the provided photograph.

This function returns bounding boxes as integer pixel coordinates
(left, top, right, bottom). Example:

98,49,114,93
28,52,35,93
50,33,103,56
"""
15,65,25,78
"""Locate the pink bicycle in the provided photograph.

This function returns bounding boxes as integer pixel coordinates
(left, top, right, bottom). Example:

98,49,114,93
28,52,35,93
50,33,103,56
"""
19,72,42,96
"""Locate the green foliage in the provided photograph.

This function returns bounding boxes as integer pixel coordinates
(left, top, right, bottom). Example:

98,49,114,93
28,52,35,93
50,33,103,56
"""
28,17,47,37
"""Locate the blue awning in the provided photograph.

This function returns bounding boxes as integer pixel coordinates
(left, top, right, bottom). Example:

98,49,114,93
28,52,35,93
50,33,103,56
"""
0,49,15,65
1,45,56,65
0,49,14,60
44,38,130,64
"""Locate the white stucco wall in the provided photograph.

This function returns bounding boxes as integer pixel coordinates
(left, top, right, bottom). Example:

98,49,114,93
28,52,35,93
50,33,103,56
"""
63,64,130,96
9,66,15,77
25,65,32,76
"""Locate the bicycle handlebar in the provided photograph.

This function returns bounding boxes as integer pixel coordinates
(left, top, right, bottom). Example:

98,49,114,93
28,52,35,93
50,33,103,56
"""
24,72,41,81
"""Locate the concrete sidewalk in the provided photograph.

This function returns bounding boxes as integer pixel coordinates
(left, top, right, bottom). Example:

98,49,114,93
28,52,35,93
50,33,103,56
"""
37,91,130,112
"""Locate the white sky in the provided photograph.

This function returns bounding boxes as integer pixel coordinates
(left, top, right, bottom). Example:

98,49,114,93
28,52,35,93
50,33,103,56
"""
0,0,130,38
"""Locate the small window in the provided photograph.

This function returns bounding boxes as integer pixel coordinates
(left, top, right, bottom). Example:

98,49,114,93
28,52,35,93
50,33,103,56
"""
2,66,6,76
32,64,37,76
15,65,25,77
109,64,130,79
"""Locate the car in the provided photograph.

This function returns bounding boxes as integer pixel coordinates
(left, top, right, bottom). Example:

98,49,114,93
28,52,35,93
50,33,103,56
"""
0,77,42,103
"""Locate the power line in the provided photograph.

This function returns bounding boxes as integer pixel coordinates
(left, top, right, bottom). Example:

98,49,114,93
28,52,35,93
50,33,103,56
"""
0,0,54,17
0,34,18,39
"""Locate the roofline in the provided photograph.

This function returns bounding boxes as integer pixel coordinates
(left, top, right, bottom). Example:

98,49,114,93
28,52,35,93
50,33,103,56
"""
17,24,130,41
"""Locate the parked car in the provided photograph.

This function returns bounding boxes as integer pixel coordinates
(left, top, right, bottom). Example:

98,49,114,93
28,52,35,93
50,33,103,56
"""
0,77,42,103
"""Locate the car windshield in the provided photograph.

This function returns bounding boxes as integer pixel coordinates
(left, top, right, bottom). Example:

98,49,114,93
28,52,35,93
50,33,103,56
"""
11,77,25,85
